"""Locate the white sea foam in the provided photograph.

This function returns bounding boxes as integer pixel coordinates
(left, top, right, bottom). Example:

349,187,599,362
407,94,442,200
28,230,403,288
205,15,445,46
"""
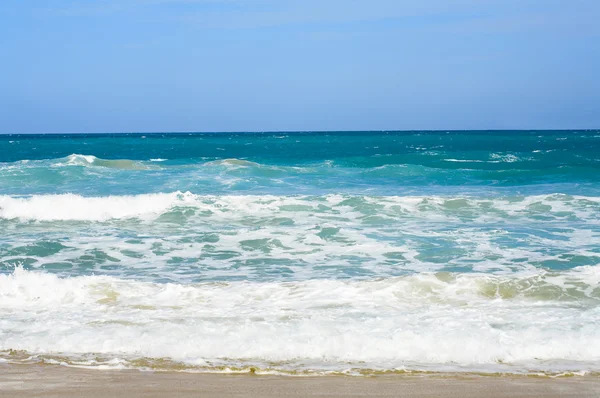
1,192,599,285
490,153,520,163
1,192,599,222
443,159,487,163
0,192,195,221
0,267,599,374
57,154,153,170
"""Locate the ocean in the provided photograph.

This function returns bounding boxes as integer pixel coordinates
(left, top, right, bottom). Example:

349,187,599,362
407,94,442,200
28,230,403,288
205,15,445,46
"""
1,131,599,376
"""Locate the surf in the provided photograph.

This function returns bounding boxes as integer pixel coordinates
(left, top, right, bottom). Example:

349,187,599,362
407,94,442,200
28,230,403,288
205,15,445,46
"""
1,266,599,374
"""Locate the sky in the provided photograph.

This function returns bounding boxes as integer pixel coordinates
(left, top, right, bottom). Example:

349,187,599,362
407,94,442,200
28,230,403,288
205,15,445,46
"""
1,0,599,133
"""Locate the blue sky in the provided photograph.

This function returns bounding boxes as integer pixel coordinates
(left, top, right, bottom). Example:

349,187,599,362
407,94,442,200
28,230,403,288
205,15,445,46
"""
1,0,599,133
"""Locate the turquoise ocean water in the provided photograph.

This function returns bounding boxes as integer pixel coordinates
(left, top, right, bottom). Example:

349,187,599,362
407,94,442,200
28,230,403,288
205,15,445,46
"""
1,131,599,375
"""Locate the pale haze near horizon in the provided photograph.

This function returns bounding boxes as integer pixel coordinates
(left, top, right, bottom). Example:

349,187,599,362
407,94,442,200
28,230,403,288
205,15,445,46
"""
1,0,599,133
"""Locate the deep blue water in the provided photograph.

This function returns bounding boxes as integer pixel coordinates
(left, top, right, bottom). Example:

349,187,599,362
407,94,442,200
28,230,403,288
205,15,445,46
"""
1,131,600,197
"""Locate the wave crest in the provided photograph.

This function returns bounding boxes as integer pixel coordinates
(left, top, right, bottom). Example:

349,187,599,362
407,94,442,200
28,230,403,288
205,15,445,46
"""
1,192,600,222
62,154,154,170
0,192,194,221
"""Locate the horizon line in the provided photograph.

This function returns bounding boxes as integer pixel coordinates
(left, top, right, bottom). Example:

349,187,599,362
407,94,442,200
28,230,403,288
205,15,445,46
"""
1,128,599,136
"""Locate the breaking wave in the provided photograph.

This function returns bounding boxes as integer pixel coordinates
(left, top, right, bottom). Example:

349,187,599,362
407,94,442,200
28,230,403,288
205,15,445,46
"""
0,266,599,374
1,192,599,222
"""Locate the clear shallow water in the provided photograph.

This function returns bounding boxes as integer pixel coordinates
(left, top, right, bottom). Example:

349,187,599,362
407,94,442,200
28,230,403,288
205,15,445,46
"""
0,131,599,375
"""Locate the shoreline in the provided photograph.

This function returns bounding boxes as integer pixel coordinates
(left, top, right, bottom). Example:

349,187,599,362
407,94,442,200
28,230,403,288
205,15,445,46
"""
1,364,599,398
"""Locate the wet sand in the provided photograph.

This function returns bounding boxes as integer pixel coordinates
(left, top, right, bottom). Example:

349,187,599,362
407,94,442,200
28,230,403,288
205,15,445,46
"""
1,364,599,398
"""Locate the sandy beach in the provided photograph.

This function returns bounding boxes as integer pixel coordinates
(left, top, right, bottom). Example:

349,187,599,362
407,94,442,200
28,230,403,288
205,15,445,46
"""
0,364,599,398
